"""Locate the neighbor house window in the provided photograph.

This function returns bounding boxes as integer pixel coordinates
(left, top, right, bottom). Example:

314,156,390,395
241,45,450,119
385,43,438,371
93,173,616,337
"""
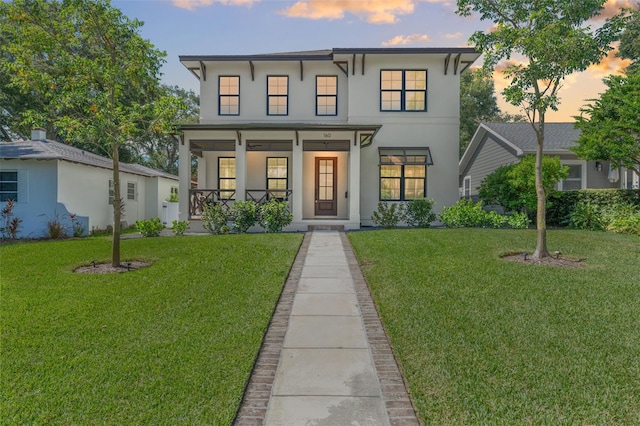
0,171,18,202
108,179,114,204
380,70,427,111
267,157,288,199
170,186,178,195
267,75,288,115
219,76,240,115
463,176,471,198
379,148,433,201
558,163,584,191
127,182,136,201
316,75,337,116
218,157,236,199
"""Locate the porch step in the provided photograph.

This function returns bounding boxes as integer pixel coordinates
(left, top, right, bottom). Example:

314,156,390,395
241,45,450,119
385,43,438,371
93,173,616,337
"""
307,225,345,231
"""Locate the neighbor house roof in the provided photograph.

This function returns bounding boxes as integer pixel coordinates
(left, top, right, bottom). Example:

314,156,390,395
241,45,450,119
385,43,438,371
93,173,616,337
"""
460,122,580,172
0,138,178,180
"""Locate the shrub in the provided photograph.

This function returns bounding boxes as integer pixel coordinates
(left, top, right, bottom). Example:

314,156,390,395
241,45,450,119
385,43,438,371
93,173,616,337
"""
439,199,486,228
371,202,405,229
483,210,507,228
569,203,605,231
1,199,22,239
547,189,640,227
259,199,292,233
135,217,164,237
40,211,67,239
166,192,179,202
171,220,189,236
68,213,86,237
201,202,229,235
603,204,640,236
506,212,531,229
230,200,259,233
405,198,436,228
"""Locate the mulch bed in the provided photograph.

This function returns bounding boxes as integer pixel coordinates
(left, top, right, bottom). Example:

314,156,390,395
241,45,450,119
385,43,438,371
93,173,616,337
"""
74,261,151,274
502,253,586,268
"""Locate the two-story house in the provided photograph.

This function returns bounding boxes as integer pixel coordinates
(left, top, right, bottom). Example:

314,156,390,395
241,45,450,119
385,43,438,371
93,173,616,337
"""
177,48,480,230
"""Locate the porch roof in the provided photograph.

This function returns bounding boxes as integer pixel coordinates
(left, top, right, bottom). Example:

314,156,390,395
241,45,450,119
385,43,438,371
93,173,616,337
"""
177,123,382,132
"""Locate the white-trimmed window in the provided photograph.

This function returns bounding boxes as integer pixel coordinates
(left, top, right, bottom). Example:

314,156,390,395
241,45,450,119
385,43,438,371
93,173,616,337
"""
380,70,427,112
219,76,240,116
0,171,18,202
267,76,288,116
127,182,136,201
267,157,288,200
558,161,585,191
316,75,337,116
463,176,471,198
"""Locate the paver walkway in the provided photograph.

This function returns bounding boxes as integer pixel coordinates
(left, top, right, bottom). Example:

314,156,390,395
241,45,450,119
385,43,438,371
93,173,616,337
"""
235,231,419,426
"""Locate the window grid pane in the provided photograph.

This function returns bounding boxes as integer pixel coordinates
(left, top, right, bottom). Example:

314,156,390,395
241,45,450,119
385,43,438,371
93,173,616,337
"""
219,158,236,199
381,70,427,112
127,182,136,200
219,76,240,116
0,171,18,201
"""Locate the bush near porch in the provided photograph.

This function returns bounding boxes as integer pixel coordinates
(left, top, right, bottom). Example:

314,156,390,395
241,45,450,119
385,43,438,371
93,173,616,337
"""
1,234,302,424
348,228,640,425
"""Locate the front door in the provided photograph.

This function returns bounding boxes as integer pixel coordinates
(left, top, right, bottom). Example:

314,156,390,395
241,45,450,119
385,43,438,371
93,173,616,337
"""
315,157,337,216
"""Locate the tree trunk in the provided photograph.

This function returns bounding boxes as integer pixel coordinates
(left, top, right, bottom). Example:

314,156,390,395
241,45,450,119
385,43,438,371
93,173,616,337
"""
112,144,121,267
532,120,550,259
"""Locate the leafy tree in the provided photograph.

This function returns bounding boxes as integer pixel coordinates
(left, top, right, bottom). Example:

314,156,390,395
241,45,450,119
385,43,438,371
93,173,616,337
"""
573,71,640,177
459,68,524,156
618,5,640,72
1,0,177,266
456,0,626,258
478,156,568,213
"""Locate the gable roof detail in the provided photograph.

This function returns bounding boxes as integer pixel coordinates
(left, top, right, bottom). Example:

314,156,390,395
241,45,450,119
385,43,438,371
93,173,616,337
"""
0,138,178,180
460,122,580,172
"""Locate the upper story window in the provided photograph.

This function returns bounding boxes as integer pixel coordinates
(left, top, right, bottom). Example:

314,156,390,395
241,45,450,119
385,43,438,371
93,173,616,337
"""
380,70,427,112
0,171,18,202
316,75,337,116
267,76,288,116
219,76,240,116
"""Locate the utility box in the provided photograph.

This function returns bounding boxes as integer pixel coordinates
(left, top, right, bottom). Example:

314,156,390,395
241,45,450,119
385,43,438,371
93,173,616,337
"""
162,202,179,227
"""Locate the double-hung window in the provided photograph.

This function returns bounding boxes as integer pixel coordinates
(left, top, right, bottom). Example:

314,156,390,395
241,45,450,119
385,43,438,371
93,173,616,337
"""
316,76,337,116
267,157,288,200
267,76,288,116
0,171,18,202
218,157,236,200
379,148,433,201
558,163,584,191
219,76,240,115
127,182,136,201
380,70,427,111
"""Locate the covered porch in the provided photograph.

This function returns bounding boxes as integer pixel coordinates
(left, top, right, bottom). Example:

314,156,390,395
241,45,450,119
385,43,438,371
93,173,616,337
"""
177,123,381,231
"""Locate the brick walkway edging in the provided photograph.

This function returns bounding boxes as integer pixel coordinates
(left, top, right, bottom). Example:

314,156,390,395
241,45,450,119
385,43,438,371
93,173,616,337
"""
233,232,311,426
234,231,420,425
340,232,420,426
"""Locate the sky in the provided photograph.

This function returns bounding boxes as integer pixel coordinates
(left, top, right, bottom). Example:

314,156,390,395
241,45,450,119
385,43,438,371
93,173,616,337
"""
112,0,636,122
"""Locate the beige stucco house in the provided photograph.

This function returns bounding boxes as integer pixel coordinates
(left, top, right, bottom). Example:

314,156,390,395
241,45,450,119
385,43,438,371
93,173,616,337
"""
178,48,480,230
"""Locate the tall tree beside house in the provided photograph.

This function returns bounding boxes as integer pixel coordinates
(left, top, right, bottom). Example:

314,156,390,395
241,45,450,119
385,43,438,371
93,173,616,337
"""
456,0,627,259
1,0,176,267
618,5,640,73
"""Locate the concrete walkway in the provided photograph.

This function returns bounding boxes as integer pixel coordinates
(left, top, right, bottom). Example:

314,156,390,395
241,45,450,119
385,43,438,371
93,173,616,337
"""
235,231,419,426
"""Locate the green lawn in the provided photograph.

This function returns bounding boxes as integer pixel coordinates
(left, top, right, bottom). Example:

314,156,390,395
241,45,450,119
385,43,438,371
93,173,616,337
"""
348,229,640,425
1,234,302,425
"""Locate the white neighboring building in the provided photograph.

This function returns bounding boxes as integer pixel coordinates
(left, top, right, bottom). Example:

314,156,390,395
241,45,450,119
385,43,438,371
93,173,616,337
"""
178,48,480,230
0,128,178,238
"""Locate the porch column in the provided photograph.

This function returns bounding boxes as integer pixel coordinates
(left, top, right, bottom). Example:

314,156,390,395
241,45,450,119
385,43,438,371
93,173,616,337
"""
291,138,303,223
235,136,246,201
197,157,207,189
348,138,361,226
178,135,191,221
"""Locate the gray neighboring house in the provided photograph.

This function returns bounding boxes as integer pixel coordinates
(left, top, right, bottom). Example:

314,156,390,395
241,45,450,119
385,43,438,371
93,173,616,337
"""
459,122,638,200
0,128,179,238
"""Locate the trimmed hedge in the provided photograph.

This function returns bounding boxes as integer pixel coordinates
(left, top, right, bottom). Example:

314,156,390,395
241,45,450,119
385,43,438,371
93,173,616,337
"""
547,189,640,226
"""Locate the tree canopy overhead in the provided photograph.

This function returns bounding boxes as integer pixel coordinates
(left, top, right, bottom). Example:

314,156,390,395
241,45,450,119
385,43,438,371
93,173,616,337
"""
456,0,627,258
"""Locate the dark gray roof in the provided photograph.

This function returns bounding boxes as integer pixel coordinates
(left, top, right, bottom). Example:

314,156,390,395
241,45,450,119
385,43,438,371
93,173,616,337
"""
0,138,178,180
483,122,580,152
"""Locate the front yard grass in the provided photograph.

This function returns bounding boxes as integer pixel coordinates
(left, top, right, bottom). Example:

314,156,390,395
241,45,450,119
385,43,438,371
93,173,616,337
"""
1,234,302,425
348,228,640,425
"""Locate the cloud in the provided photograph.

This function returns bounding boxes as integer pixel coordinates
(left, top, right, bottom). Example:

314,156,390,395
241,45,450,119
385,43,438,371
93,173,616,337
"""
593,0,638,21
588,46,632,76
279,0,445,24
382,34,432,46
443,32,463,39
172,0,257,11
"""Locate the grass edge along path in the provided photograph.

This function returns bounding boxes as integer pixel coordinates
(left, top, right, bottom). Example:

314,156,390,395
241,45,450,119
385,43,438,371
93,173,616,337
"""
348,228,640,425
1,233,303,425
